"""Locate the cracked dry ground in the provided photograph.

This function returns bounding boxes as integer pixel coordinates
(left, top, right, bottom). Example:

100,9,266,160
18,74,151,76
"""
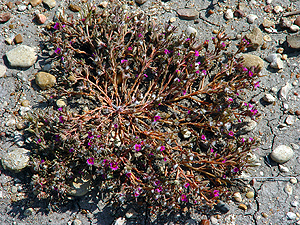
1,0,300,224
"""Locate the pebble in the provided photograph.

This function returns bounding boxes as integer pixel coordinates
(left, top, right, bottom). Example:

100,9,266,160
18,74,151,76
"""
274,5,283,14
262,212,268,218
291,201,299,207
6,45,37,68
215,201,230,213
1,148,30,172
240,54,264,72
16,121,27,130
69,4,81,12
265,54,284,69
262,18,275,28
21,100,30,107
6,2,13,9
210,216,218,224
177,8,199,20
263,35,272,42
270,145,294,164
0,64,7,78
43,0,56,8
295,16,300,27
186,26,197,36
56,99,66,108
68,174,91,196
125,208,137,219
264,5,272,13
286,115,296,125
35,14,47,24
290,25,300,33
24,208,34,216
5,37,14,45
238,118,257,134
263,93,276,103
279,164,290,173
72,219,82,225
233,192,242,202
246,14,258,24
246,191,254,199
291,143,300,149
280,83,293,100
290,177,298,184
285,183,293,195
14,34,23,44
245,27,263,49
29,0,42,7
114,217,126,225
238,203,247,210
281,54,288,60
280,17,292,28
200,219,210,225
99,1,108,8
35,72,56,90
287,212,297,220
0,12,12,23
287,34,300,49
17,5,27,11
169,17,176,23
234,9,245,18
224,9,234,20
11,186,18,193
266,0,272,3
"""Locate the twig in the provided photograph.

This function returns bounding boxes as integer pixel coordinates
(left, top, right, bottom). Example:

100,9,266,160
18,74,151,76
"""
233,176,296,181
283,10,300,17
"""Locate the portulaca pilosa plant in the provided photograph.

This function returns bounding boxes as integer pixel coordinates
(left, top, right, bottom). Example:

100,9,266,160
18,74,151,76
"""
27,3,260,212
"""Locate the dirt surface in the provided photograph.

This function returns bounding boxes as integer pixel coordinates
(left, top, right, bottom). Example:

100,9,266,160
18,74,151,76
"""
1,0,300,224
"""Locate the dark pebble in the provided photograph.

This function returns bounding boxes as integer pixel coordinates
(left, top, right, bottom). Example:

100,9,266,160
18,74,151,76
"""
234,9,245,18
215,201,230,213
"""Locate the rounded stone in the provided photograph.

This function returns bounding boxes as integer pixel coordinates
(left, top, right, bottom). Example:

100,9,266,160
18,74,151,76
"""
6,45,37,68
135,0,147,4
238,203,247,210
67,174,91,196
290,177,298,184
21,100,30,107
247,14,258,24
240,54,264,72
42,0,56,8
246,191,254,199
263,93,276,103
232,192,242,202
56,99,66,108
24,208,34,216
1,148,30,172
72,219,82,225
186,26,197,36
29,0,42,7
290,25,300,33
35,72,56,90
270,145,294,163
224,9,234,20
0,64,7,78
15,34,23,44
287,212,297,220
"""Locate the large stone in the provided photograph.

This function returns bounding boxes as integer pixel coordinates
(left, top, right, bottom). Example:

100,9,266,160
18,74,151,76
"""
29,0,42,7
240,54,264,72
35,72,56,90
245,27,263,49
6,45,37,67
177,8,199,20
0,12,12,23
287,34,300,49
42,0,56,8
67,174,91,196
1,148,30,172
270,145,294,164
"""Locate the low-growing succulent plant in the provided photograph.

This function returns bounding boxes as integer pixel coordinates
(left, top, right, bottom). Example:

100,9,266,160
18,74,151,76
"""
26,3,260,212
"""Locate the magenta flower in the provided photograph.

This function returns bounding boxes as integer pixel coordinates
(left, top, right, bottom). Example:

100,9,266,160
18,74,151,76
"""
164,49,170,54
202,70,207,75
222,159,226,163
201,135,206,140
155,187,162,193
37,138,42,143
121,59,127,63
221,42,226,48
249,137,254,142
41,159,45,163
88,142,92,146
163,157,167,162
233,167,239,173
109,162,118,171
54,47,61,54
228,98,233,102
213,190,219,197
228,131,234,136
182,90,187,95
134,191,140,197
181,194,188,202
251,109,258,115
134,144,142,151
154,180,160,186
195,51,199,57
143,74,148,77
184,183,189,188
138,34,143,38
127,47,132,51
242,67,248,72
248,71,253,77
53,22,59,30
210,148,214,153
185,38,191,41
88,132,94,139
87,157,94,165
254,81,260,88
154,115,161,122
58,107,62,111
69,148,74,153
196,70,200,74
160,146,165,151
114,123,118,128
241,138,245,143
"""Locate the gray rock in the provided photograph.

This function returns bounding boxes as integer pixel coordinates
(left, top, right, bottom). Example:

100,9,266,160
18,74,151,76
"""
280,17,292,28
238,117,257,134
125,208,137,219
285,183,293,195
42,0,56,8
35,72,56,90
0,65,7,78
290,25,300,32
67,174,91,196
186,26,197,36
6,45,37,68
262,18,275,28
280,83,292,100
215,201,230,213
72,219,82,225
1,148,30,172
224,9,234,20
265,54,284,69
24,208,34,216
291,201,299,207
287,212,297,220
263,93,276,103
246,14,258,24
240,54,264,72
17,5,27,11
135,0,147,4
285,115,296,125
270,145,294,164
177,8,198,20
287,34,300,49
245,27,263,49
